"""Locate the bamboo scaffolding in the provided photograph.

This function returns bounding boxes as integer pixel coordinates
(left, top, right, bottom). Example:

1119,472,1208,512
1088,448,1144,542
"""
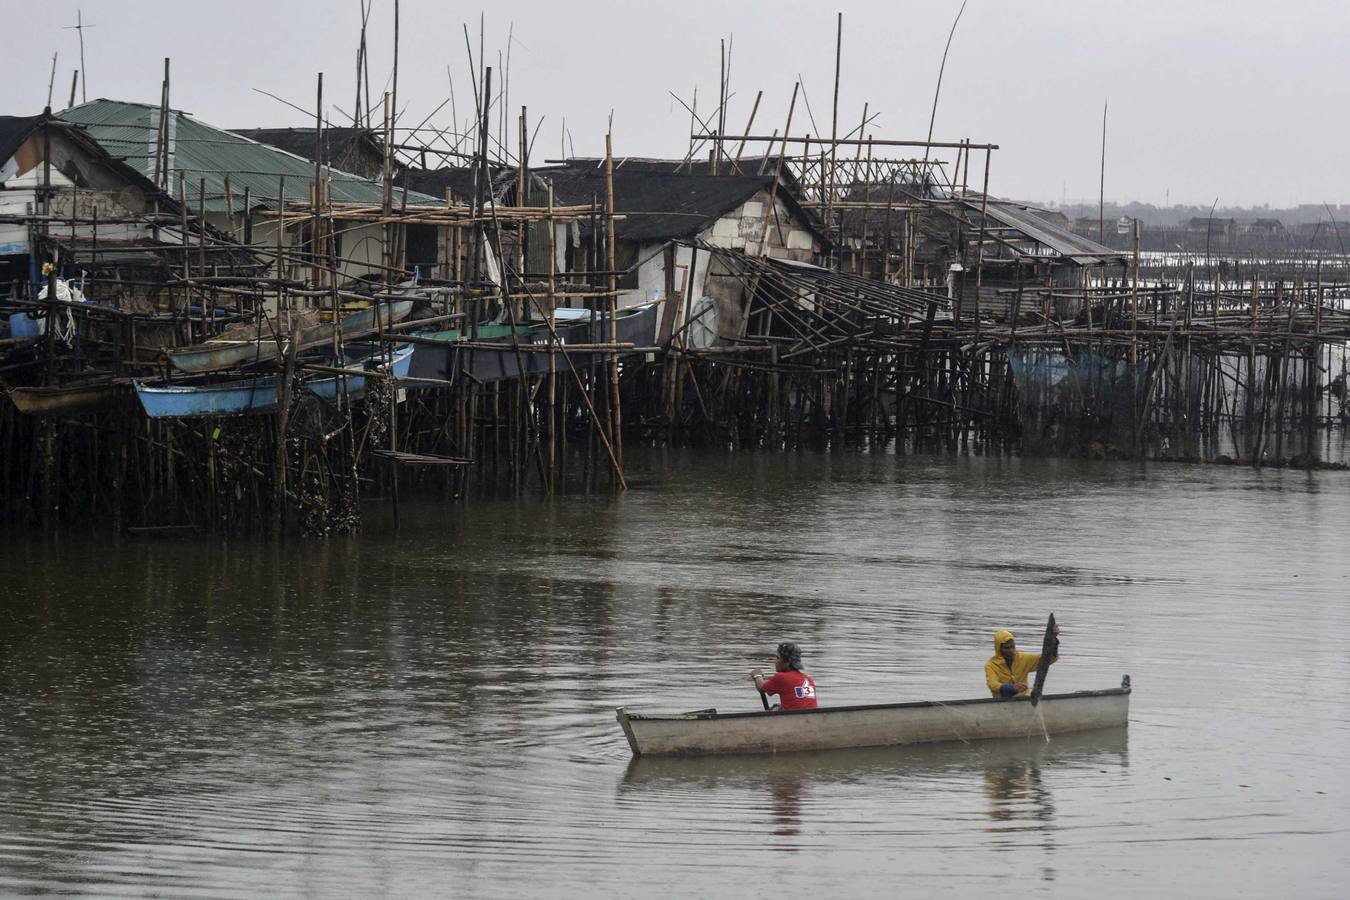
5,42,1349,540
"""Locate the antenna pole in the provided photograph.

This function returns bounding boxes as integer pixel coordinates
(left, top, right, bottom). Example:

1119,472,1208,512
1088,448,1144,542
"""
46,53,58,109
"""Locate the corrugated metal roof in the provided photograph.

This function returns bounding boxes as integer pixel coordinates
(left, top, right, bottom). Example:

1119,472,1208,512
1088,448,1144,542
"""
965,199,1127,264
59,99,437,213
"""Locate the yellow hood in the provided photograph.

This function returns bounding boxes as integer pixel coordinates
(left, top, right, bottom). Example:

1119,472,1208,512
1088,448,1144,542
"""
993,630,1015,653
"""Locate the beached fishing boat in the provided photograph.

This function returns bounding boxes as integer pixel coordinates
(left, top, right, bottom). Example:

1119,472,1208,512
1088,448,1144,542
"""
165,300,416,374
616,678,1131,757
134,345,413,418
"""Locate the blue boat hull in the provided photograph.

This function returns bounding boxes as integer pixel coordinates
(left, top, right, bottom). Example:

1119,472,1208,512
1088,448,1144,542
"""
135,346,413,418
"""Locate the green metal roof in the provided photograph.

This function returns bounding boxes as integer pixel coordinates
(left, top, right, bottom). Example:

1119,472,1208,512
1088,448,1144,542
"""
59,99,438,213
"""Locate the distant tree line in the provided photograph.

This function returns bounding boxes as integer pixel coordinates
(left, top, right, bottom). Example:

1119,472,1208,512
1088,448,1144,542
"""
1047,200,1350,229
1041,201,1350,256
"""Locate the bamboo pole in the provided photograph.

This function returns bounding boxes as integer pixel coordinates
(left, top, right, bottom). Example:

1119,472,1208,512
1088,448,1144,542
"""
546,182,557,493
825,12,842,240
972,146,990,339
756,83,799,260
605,132,624,482
731,90,763,173
1131,217,1140,367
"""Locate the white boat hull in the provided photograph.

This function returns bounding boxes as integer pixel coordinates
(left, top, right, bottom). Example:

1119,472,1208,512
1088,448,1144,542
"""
617,680,1130,757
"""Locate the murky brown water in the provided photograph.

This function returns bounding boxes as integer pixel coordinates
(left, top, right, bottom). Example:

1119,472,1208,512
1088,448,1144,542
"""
2,450,1348,897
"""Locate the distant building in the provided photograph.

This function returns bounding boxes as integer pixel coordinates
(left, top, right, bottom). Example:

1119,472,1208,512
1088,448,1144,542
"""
1185,216,1236,237
1070,216,1110,237
1240,217,1285,234
1293,220,1348,246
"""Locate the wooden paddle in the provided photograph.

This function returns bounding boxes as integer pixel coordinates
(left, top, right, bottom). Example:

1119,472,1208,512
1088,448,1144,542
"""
753,676,771,711
1029,613,1058,707
756,682,777,712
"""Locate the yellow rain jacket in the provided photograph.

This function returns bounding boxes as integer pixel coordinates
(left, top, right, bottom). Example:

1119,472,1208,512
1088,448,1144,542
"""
984,629,1057,698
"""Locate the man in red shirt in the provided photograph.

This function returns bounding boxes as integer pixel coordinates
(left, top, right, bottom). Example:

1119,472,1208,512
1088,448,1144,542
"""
750,642,818,711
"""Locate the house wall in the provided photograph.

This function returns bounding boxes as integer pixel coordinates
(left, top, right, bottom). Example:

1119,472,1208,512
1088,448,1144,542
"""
629,241,678,305
334,144,384,180
0,166,48,255
210,213,408,284
615,190,822,321
550,220,585,280
552,189,822,346
697,190,820,262
1,131,161,256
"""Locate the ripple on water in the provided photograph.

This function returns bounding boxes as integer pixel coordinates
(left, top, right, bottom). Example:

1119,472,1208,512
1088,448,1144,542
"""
2,453,1349,897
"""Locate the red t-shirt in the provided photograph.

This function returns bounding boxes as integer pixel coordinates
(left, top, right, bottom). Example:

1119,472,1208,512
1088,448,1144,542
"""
760,670,818,710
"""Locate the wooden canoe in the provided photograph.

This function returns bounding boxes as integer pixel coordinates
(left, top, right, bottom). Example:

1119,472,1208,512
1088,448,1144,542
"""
616,677,1131,757
7,381,124,416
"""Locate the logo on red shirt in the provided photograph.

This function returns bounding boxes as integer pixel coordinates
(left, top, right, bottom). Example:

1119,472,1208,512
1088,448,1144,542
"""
762,671,817,709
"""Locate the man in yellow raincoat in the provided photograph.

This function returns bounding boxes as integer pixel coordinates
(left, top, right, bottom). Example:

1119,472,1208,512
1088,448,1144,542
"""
985,627,1059,699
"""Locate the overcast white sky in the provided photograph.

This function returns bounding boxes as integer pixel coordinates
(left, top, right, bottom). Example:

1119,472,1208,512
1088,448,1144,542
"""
4,0,1346,208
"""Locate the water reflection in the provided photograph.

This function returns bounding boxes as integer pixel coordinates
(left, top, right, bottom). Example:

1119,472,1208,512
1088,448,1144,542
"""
983,757,1054,825
621,728,1129,856
985,757,1058,878
623,727,1127,786
766,775,805,841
